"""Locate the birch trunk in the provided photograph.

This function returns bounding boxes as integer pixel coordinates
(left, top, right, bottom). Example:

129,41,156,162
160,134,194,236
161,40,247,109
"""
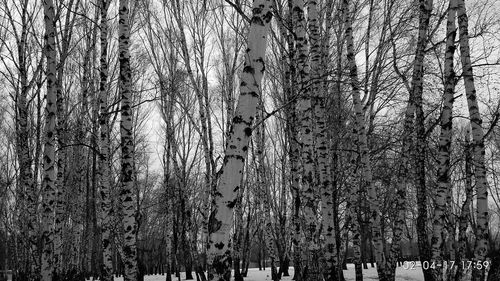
54,46,66,281
119,0,138,280
41,0,57,279
386,0,422,279
166,104,183,281
411,1,434,280
206,1,272,280
99,0,113,280
255,109,279,281
431,1,457,280
72,125,85,273
332,3,348,279
455,130,474,281
13,8,38,275
171,2,216,250
71,26,91,272
345,0,385,279
163,131,173,281
292,0,320,279
282,1,303,279
457,1,489,279
164,160,173,281
233,181,244,281
307,0,336,279
53,1,78,271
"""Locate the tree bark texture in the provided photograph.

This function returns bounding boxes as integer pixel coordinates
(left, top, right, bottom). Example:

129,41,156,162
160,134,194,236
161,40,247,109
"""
41,0,57,280
411,0,434,280
431,1,457,280
457,1,489,280
119,0,139,280
206,1,273,280
99,0,114,280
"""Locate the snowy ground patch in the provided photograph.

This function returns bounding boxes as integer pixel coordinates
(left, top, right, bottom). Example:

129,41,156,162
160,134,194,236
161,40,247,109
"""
88,264,424,281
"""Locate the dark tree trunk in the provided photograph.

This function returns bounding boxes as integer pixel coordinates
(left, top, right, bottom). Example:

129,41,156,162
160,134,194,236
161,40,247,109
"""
262,246,266,270
185,255,193,280
165,265,172,281
240,255,246,272
138,259,145,281
361,223,368,270
258,249,262,271
355,263,363,281
342,236,348,271
487,250,500,281
166,257,172,281
279,255,290,277
195,265,207,281
234,257,243,281
242,257,249,277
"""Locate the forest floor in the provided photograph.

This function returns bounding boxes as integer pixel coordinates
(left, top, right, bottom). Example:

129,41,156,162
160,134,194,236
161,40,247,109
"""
89,264,424,281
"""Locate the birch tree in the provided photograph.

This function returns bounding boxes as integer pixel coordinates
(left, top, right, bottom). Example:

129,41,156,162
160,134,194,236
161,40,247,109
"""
290,0,321,279
457,0,490,279
277,0,304,279
431,0,457,280
53,1,79,274
254,107,279,281
345,1,386,279
411,0,434,280
341,1,364,280
40,0,57,279
98,0,114,280
0,1,43,277
119,0,139,279
207,0,273,280
170,1,217,244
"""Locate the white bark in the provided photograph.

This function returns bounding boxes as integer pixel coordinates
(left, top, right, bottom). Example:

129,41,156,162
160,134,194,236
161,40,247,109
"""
457,0,489,279
292,0,320,279
99,0,113,280
345,1,386,278
431,1,457,279
206,1,273,280
119,0,138,280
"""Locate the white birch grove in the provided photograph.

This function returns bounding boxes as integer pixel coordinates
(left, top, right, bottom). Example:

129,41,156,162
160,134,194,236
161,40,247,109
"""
0,0,499,280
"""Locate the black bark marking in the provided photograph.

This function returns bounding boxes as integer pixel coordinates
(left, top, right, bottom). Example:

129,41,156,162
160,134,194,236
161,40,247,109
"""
244,127,252,137
215,242,225,250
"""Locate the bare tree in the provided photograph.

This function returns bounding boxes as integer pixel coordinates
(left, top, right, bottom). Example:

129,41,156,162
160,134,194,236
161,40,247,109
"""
40,0,57,279
456,0,490,280
206,0,273,280
118,0,139,279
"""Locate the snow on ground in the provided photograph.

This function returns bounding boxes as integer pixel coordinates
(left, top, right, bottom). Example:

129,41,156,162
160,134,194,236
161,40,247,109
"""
88,263,424,281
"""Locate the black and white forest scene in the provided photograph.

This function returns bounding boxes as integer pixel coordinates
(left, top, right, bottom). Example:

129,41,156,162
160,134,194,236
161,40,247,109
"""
0,0,500,280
